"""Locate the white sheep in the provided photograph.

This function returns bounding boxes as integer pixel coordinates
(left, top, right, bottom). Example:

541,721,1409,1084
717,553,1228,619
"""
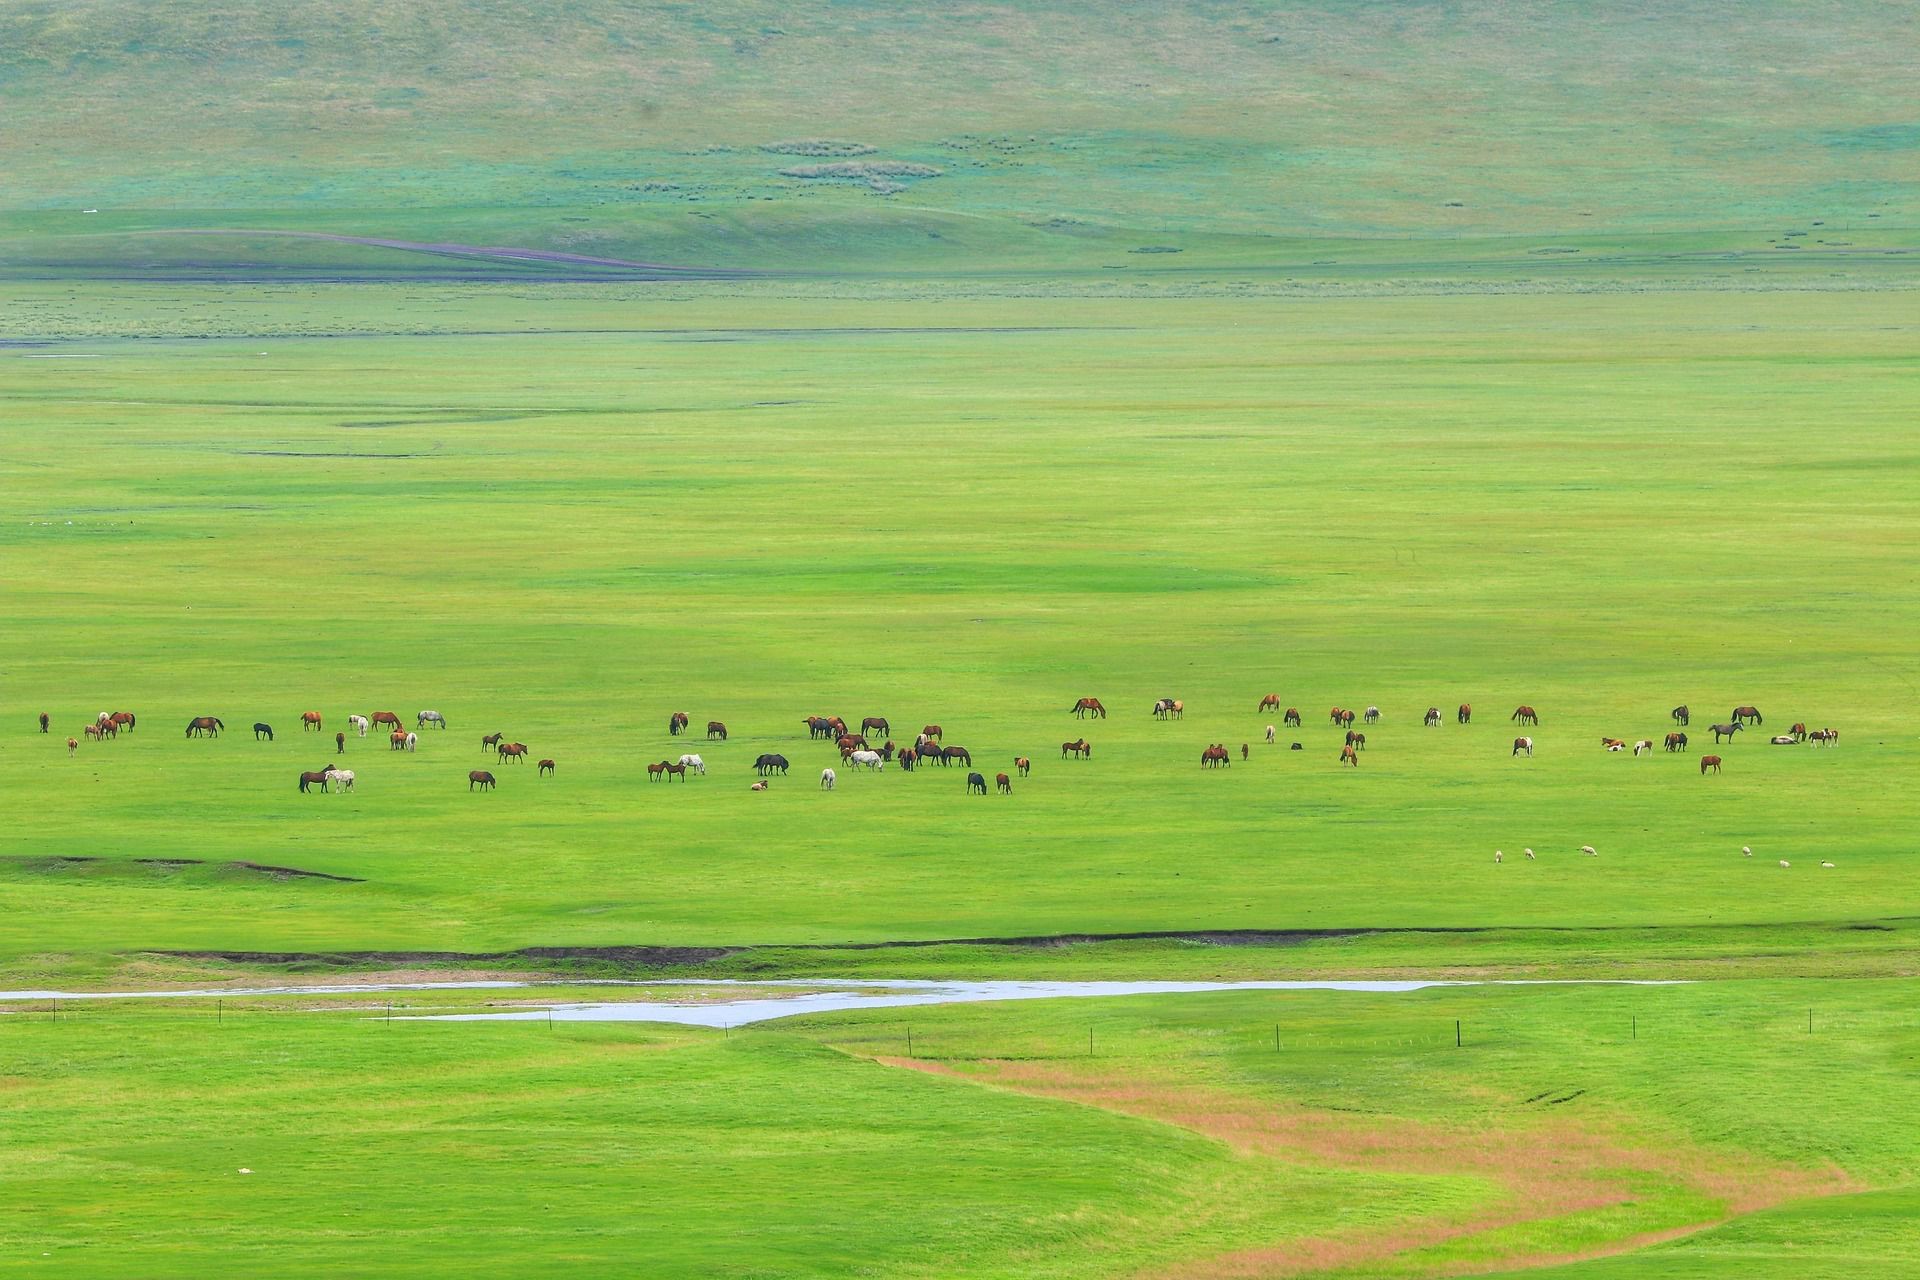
1494,850,1503,863
1524,848,1535,860
1779,860,1791,868
1580,844,1597,856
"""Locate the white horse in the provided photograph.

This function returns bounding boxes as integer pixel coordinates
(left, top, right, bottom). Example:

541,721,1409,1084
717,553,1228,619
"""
1264,724,1276,744
97,711,111,725
349,714,369,737
417,710,447,729
849,749,883,770
402,732,418,752
820,768,836,791
325,768,355,793
677,753,706,775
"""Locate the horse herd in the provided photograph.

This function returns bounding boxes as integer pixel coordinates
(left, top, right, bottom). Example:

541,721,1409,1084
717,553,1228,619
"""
38,696,1840,799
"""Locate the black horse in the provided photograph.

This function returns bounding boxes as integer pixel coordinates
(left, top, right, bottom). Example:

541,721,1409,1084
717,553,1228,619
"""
754,753,789,776
966,771,988,795
254,722,274,741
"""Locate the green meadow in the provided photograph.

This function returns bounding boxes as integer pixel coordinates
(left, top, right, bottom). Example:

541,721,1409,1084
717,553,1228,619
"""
4,0,1920,1274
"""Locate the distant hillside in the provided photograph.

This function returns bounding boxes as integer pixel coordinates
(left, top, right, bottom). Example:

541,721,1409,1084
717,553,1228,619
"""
2,0,1916,271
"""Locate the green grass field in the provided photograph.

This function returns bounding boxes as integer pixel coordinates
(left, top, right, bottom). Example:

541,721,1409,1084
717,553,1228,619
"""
3,1,1919,1274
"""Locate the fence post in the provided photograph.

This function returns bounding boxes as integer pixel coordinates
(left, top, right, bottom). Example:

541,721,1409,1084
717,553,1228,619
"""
1455,1019,1461,1048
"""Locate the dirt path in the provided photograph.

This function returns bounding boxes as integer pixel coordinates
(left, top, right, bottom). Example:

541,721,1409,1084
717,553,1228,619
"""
879,1056,1855,1278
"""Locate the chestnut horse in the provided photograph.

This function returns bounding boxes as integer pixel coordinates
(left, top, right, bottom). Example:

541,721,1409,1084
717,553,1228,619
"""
1790,722,1808,741
301,711,323,732
1201,744,1230,768
469,770,496,791
1665,732,1688,752
538,759,556,776
497,742,528,762
109,711,135,732
1731,705,1764,725
996,772,1012,794
1258,694,1280,713
920,724,942,740
669,712,690,736
862,716,889,737
67,736,78,757
1458,703,1472,725
647,760,668,781
1700,755,1722,774
1511,705,1538,726
185,716,223,738
1339,744,1359,767
706,720,727,740
1071,697,1106,719
370,711,401,732
298,769,332,793
1015,756,1030,777
940,745,972,767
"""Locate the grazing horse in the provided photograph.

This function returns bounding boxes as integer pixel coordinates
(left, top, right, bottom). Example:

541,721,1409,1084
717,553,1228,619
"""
349,714,369,737
67,736,78,757
370,712,401,735
670,712,690,736
820,768,836,791
301,711,323,732
1201,744,1230,768
109,711,135,732
920,724,943,741
1425,707,1442,727
836,734,870,753
1458,703,1472,725
389,729,406,750
482,732,504,752
1710,723,1743,743
1152,698,1174,720
417,710,447,730
298,769,332,793
325,768,355,793
898,748,917,771
1328,707,1347,726
1339,744,1359,767
1731,705,1764,725
1259,694,1281,713
1700,755,1723,775
39,712,49,734
941,746,972,767
1265,724,1276,744
879,740,896,762
1790,722,1809,741
803,716,834,739
1284,707,1302,728
850,749,883,770
996,772,1012,794
254,722,274,741
1363,706,1380,724
335,731,345,754
646,760,668,781
402,731,421,751
1071,697,1106,719
966,771,988,795
469,770,496,791
677,754,706,775
1512,736,1534,757
185,716,224,738
497,742,528,762
1633,740,1654,756
706,720,728,741
1671,705,1690,726
1345,730,1366,750
538,759,556,776
1665,731,1688,752
1511,706,1538,726
825,716,848,737
754,754,790,776
1015,756,1031,777
1061,738,1091,759
862,716,889,737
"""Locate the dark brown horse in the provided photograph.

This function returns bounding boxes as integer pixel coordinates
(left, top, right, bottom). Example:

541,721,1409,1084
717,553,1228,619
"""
1458,703,1472,725
1071,697,1106,719
1671,705,1690,726
38,712,49,734
1061,739,1090,759
836,734,869,753
335,731,346,753
706,720,728,740
1258,694,1280,712
301,711,323,732
1345,730,1366,750
469,770,496,791
1790,722,1808,741
825,716,848,737
1240,742,1249,761
920,724,942,740
661,761,687,782
185,716,223,738
646,760,668,781
670,711,690,735
862,716,889,737
897,748,917,771
370,711,401,731
1015,756,1031,776
940,745,972,767
498,742,529,762
996,772,1012,793
1731,705,1763,725
1284,707,1301,727
1511,705,1538,726
1665,732,1688,752
1201,744,1230,768
538,759,556,776
1700,755,1722,774
482,732,504,752
298,769,332,793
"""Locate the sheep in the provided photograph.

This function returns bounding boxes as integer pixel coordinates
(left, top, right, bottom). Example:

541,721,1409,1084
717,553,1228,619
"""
1494,850,1503,863
1821,861,1835,868
1580,844,1597,856
1524,848,1535,860
1779,860,1791,868
1742,845,1752,857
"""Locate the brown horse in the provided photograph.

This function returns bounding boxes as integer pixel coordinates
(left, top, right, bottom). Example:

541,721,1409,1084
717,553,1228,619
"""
920,724,943,740
109,711,135,732
1258,694,1281,713
1671,705,1690,726
661,761,687,782
85,722,108,741
67,736,79,757
1665,732,1688,752
185,716,223,738
1458,703,1472,725
1328,707,1346,725
538,759,556,776
996,772,1012,794
669,711,690,736
370,711,401,732
335,731,346,753
1240,742,1249,761
940,745,972,767
390,730,408,750
1425,707,1442,727
1790,722,1808,741
1700,755,1722,774
825,716,848,736
898,748,917,770
706,720,728,740
469,770,496,791
1345,730,1366,750
301,711,323,732
1339,744,1359,767
1284,707,1301,727
1015,756,1031,777
836,734,869,753
497,742,529,762
1061,739,1091,759
482,732,504,752
646,760,668,781
39,712,49,734
862,716,889,737
1201,744,1230,768
1512,736,1534,757
1071,697,1106,719
1731,705,1764,725
298,769,332,793
1511,705,1538,725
